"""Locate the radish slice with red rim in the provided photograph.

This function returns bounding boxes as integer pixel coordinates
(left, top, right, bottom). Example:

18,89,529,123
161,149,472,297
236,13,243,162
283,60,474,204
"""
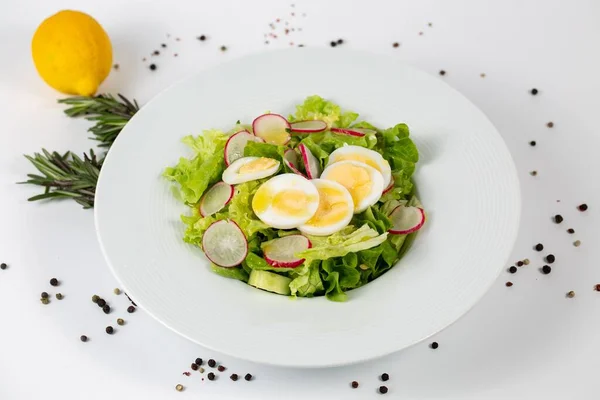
290,120,327,133
298,143,321,179
202,220,248,267
199,182,234,217
283,149,305,176
262,234,312,268
330,127,376,137
224,130,264,166
252,114,291,145
388,206,425,235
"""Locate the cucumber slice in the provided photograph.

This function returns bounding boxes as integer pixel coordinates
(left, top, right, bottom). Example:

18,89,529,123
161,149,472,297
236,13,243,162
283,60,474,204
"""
248,270,292,295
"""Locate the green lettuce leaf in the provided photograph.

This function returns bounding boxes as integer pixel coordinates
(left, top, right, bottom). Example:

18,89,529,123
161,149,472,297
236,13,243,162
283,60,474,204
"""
289,260,324,297
163,130,228,204
353,206,392,234
289,95,358,128
211,264,249,282
244,141,286,162
379,123,419,177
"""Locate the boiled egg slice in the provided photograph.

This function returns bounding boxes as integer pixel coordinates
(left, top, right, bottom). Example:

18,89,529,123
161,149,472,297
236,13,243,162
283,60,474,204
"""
252,173,320,229
320,160,384,213
298,179,354,236
222,156,280,185
327,145,392,188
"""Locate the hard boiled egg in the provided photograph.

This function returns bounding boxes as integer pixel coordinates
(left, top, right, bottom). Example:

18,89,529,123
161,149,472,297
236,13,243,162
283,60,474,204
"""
327,145,392,188
222,157,280,185
320,160,384,213
252,174,320,229
298,179,354,236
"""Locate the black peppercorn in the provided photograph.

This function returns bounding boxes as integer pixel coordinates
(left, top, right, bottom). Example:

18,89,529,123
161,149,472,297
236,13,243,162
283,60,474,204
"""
149,64,157,71
439,70,446,76
531,88,538,95
161,43,166,48
105,326,114,334
529,141,536,146
430,342,439,349
547,122,554,128
516,261,524,267
50,278,58,286
542,265,551,274
127,306,136,313
578,204,588,211
351,381,359,388
554,214,563,224
546,254,555,263
207,372,215,381
567,291,575,298
208,359,216,367
509,266,517,273
0,263,6,270
195,358,203,365
594,284,600,291
218,365,226,372
393,42,399,48
97,299,106,307
102,305,111,314
379,386,388,394
198,35,206,41
80,335,88,342
191,363,199,371
567,228,575,234
230,373,238,381
220,45,227,52
535,243,544,251
245,373,253,381
41,292,49,299
381,373,389,381
337,39,343,44
506,281,513,287
330,41,337,47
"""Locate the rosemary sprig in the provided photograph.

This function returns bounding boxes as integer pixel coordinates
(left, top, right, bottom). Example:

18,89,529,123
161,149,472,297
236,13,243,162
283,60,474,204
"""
22,94,140,208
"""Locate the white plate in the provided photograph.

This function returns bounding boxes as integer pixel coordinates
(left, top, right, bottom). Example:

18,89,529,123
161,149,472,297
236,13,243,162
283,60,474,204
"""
95,48,520,368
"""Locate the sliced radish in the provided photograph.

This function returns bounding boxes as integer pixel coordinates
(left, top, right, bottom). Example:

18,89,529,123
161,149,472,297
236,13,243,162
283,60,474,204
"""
330,127,376,137
252,114,291,146
298,143,321,179
224,130,264,166
199,182,234,217
382,177,395,194
283,149,305,177
290,120,327,133
202,220,248,267
388,206,425,235
263,235,312,268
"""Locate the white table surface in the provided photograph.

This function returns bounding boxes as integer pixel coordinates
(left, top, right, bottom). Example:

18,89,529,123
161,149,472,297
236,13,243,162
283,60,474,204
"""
1,0,600,398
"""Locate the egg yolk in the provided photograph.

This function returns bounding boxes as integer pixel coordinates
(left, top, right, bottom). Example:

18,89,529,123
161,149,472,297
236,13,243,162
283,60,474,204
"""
325,164,372,208
334,154,384,173
239,157,278,174
252,186,317,217
305,187,350,227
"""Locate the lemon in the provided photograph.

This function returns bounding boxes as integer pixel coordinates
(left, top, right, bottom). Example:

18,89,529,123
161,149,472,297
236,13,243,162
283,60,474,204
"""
32,10,112,96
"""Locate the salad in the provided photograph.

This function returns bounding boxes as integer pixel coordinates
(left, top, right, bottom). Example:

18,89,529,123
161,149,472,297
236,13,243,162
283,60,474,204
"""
164,95,425,302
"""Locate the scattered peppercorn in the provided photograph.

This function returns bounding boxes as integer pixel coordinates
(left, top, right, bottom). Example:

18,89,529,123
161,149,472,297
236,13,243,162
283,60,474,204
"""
523,259,530,265
574,240,581,247
218,365,226,372
546,254,555,263
439,70,446,76
175,384,184,392
113,288,121,295
530,170,538,176
330,41,337,47
554,214,563,224
161,43,167,48
567,291,575,298
531,88,538,95
207,372,215,381
430,342,439,349
195,358,203,365
105,326,114,334
97,299,106,307
199,367,205,373
509,266,517,273
595,284,600,291
393,42,399,48
230,373,238,381
578,204,588,212
516,261,524,267
547,122,554,128
480,73,486,78
50,278,59,286
103,305,111,314
535,243,544,251
381,373,389,381
182,372,191,377
506,281,513,287
542,265,551,274
127,306,136,313
245,373,253,381
0,263,6,270
191,363,199,371
198,35,206,41
92,295,99,303
567,228,575,234
208,359,216,368
41,298,49,305
220,46,227,52
379,386,388,394
153,50,160,56
41,292,49,299
56,293,63,300
80,335,88,342
149,64,157,71
529,141,536,147
117,318,125,326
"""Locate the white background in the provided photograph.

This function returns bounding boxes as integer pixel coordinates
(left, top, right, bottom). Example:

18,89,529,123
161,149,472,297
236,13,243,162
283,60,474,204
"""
1,0,600,399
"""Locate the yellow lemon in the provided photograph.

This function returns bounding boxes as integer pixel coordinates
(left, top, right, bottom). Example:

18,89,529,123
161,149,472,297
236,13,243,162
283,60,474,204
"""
32,10,112,96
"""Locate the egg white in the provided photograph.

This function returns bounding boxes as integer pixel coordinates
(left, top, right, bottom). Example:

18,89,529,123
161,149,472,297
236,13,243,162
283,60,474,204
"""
298,179,354,236
222,156,280,185
327,145,392,188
